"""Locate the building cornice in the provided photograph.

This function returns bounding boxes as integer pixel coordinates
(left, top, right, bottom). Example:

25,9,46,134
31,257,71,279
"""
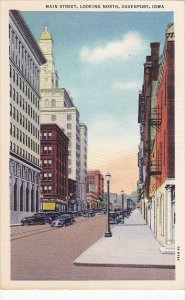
10,150,42,171
9,10,46,66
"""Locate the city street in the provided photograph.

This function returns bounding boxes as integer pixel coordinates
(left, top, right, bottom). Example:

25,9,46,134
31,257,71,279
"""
11,214,175,280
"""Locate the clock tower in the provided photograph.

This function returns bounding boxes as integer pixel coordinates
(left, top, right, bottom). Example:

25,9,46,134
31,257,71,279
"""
39,25,59,89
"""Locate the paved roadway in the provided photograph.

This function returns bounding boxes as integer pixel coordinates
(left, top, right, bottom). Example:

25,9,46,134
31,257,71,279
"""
11,215,175,280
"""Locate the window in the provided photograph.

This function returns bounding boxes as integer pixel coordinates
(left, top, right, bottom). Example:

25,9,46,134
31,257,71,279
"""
48,132,52,139
67,123,72,130
51,115,56,121
43,146,48,153
43,173,47,180
48,146,52,154
45,99,49,107
10,84,12,97
67,114,72,120
51,99,56,107
10,65,12,78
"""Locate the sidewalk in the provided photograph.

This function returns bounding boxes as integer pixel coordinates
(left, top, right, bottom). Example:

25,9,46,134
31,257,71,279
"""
74,209,175,268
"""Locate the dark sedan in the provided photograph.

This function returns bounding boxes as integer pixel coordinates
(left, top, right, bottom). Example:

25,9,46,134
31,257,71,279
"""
21,213,52,226
51,214,75,227
83,210,95,217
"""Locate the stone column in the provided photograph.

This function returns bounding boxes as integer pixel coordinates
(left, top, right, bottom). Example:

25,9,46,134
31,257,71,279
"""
165,184,173,245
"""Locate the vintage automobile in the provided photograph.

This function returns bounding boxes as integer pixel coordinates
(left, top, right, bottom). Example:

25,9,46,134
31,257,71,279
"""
83,210,95,217
41,211,61,221
51,214,75,227
21,212,52,226
109,211,123,224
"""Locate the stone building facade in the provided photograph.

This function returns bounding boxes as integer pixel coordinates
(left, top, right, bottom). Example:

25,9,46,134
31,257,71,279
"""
9,10,46,224
79,123,88,210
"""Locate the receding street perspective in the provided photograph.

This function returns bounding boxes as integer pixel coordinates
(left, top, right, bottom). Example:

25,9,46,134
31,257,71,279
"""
9,10,175,280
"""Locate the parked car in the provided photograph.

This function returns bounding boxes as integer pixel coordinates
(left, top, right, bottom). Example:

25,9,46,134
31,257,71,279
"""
64,211,76,220
21,212,52,226
83,210,95,217
51,214,75,227
109,212,122,224
42,211,61,221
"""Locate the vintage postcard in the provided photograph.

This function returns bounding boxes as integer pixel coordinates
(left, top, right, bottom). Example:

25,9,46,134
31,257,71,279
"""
0,0,184,291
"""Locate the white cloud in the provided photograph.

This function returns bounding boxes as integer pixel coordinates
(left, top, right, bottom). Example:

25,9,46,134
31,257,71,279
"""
80,32,144,64
113,81,141,90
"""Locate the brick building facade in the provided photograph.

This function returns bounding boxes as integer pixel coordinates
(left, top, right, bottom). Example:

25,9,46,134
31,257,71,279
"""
138,23,175,253
40,123,68,211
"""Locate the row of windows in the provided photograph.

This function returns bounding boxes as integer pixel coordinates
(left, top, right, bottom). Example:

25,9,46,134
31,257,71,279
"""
10,142,39,166
40,159,52,167
10,66,39,109
40,132,52,140
10,105,39,139
10,84,39,123
40,132,68,151
10,123,39,154
10,162,40,184
41,146,52,154
10,162,39,183
45,99,56,108
42,173,52,180
9,26,39,92
42,186,52,193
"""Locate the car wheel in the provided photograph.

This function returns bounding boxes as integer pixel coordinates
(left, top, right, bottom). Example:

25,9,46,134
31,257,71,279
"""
44,219,50,225
22,221,29,226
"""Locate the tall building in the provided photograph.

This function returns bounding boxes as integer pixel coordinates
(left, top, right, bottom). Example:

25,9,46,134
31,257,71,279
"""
79,123,88,210
39,26,87,211
154,24,175,253
138,24,175,253
40,124,68,211
9,10,46,224
86,170,104,209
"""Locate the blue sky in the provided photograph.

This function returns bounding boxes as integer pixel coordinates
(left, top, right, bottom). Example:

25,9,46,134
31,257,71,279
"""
22,11,173,193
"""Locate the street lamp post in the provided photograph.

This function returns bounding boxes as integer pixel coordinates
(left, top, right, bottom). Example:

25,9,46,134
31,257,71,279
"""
104,172,112,237
121,190,124,223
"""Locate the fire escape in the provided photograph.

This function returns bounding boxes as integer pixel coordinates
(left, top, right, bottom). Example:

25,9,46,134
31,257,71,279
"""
149,107,162,176
150,107,162,126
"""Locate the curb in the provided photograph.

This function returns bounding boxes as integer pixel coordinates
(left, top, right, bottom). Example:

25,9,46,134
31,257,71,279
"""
74,261,175,269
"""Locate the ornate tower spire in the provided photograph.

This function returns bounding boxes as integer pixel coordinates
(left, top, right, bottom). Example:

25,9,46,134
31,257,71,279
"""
39,25,59,89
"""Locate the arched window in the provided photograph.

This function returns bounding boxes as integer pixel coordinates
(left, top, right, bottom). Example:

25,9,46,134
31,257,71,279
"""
14,180,18,211
36,189,39,212
20,182,23,211
51,99,56,107
45,99,49,107
26,184,29,212
31,186,34,212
